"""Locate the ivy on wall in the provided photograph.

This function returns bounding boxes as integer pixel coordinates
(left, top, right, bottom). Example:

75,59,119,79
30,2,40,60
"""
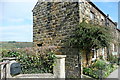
69,21,112,66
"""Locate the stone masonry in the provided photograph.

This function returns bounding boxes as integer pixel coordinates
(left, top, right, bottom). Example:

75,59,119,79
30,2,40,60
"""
33,2,79,47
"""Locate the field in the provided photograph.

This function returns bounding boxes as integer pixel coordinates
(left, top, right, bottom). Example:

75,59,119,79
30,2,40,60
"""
0,41,33,49
0,41,33,77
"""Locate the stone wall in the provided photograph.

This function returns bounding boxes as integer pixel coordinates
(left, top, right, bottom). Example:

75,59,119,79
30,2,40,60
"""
33,2,79,48
65,55,79,78
1,55,66,79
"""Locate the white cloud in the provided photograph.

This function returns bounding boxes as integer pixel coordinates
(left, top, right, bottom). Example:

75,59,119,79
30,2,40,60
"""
0,0,119,2
0,3,4,22
0,2,35,42
7,18,24,23
0,0,37,2
0,0,119,3
0,25,33,42
0,25,32,33
0,1,36,22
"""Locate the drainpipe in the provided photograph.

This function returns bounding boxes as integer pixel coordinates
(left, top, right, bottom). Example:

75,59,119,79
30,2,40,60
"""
105,14,109,26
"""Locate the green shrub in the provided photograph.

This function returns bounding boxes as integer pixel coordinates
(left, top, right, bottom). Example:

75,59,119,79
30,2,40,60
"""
92,59,107,70
83,59,118,79
18,52,56,74
108,54,118,64
99,55,103,60
83,67,100,79
83,67,92,75
2,50,20,57
1,47,57,74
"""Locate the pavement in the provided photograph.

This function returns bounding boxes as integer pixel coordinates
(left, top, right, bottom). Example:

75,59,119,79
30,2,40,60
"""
107,67,120,80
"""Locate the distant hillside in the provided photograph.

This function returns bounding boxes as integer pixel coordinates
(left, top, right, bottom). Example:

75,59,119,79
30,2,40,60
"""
0,41,33,49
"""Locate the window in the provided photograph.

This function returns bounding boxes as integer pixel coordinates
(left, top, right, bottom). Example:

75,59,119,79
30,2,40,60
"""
92,49,97,61
114,44,117,52
90,11,95,20
101,16,104,21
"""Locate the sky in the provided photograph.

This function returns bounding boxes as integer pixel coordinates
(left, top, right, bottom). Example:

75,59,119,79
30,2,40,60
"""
0,0,119,42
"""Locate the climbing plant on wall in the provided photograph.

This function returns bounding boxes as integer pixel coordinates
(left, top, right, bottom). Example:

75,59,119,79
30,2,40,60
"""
69,21,112,66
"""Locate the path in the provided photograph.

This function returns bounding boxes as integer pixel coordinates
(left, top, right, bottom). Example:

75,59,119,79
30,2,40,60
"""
107,67,120,79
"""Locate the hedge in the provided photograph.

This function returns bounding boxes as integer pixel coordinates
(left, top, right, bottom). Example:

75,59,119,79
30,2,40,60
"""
1,46,57,74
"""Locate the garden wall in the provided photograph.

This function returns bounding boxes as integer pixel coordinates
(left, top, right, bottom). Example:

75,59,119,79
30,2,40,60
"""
1,55,66,79
65,55,79,78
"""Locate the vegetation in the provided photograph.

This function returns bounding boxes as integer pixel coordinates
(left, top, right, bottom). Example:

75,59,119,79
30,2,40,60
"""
83,59,117,79
69,21,112,66
108,54,119,65
1,46,57,74
0,42,33,49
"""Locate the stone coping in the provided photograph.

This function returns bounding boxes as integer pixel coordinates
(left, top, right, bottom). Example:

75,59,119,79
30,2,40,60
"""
55,55,66,59
14,73,54,78
2,57,16,60
2,55,66,60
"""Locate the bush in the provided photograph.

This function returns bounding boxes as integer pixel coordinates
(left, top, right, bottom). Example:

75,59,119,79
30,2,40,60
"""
92,59,107,70
19,52,56,74
1,47,57,74
99,55,103,60
2,50,20,57
83,59,118,79
83,67,92,75
83,67,100,79
108,54,118,64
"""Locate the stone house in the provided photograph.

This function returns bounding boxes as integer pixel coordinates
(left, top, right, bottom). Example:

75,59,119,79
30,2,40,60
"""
32,0,118,77
79,0,118,63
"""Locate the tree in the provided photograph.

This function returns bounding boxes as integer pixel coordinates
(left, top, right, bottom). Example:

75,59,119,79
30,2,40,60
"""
69,21,112,66
8,41,16,43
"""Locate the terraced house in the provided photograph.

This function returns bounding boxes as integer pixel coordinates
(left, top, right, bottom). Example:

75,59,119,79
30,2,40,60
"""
33,0,119,77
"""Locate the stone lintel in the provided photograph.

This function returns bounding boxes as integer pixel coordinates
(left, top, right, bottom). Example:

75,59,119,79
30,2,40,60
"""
2,57,16,61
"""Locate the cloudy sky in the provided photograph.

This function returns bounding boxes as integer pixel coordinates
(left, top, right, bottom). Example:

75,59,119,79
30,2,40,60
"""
0,0,119,42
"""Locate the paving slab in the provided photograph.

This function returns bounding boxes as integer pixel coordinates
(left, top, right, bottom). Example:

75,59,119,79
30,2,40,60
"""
107,67,120,80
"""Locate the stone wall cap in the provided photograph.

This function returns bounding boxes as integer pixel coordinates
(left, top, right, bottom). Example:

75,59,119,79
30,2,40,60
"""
2,57,16,60
55,55,66,58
